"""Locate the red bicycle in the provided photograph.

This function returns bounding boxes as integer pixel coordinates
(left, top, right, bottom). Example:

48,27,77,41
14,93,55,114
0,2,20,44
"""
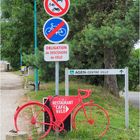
14,89,110,140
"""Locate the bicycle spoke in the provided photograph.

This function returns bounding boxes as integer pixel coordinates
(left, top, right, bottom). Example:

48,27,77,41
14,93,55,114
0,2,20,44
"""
20,112,31,121
89,105,93,120
34,109,43,119
31,105,37,117
73,103,110,139
75,120,87,124
14,102,52,140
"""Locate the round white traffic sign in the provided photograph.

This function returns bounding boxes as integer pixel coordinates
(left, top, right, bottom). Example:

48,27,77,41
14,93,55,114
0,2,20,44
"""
44,0,70,17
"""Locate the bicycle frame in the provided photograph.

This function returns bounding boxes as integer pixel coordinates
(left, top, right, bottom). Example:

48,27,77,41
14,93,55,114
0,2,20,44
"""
14,89,110,139
44,89,92,128
45,23,66,37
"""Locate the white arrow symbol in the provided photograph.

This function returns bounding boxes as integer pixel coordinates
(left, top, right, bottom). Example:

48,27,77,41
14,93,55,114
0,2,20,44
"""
65,106,69,112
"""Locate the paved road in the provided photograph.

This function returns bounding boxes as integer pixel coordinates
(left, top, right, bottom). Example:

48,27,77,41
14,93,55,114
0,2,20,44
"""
129,92,140,109
0,72,25,140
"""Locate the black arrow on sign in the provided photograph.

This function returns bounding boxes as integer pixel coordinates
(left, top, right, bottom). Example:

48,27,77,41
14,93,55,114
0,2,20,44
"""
120,69,124,74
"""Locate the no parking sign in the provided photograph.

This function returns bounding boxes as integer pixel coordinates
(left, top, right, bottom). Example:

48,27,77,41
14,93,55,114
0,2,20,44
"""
43,17,69,43
44,0,70,17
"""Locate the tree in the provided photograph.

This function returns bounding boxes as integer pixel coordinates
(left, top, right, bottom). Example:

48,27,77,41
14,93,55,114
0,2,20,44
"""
1,0,50,69
1,0,139,95
67,0,139,96
127,48,139,90
1,0,34,68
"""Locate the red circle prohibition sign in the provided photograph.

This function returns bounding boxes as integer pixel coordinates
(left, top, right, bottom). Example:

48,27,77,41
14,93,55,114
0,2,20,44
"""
44,0,70,17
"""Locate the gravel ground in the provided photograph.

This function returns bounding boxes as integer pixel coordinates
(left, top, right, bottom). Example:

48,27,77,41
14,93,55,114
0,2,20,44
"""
0,72,26,140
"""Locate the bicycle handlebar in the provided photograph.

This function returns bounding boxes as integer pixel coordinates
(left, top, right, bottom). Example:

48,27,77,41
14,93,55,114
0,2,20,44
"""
78,89,92,99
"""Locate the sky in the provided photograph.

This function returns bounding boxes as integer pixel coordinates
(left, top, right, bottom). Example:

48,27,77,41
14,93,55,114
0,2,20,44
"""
134,40,140,49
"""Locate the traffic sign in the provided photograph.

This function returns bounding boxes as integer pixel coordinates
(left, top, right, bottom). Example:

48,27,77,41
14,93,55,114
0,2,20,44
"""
44,0,70,17
65,68,129,129
68,69,126,75
44,44,69,61
43,17,69,43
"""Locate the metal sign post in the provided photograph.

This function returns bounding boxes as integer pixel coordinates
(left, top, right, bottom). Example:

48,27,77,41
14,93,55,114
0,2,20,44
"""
65,68,129,128
55,62,59,95
65,68,69,96
43,0,71,133
44,44,69,96
125,67,129,128
43,0,70,96
20,47,22,67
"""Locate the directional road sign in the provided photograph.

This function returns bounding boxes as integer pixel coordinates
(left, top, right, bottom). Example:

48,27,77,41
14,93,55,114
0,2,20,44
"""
68,69,126,75
44,0,70,17
43,17,69,43
44,44,69,61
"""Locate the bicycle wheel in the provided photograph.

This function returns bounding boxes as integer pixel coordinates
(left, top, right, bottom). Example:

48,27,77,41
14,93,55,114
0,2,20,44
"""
58,28,66,36
14,101,53,140
45,27,51,35
72,102,110,139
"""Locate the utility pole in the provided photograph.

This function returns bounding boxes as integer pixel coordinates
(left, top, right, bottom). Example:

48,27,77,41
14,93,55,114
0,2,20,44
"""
34,0,38,92
20,47,22,67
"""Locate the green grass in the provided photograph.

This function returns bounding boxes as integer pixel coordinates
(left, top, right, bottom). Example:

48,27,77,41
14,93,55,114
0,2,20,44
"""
25,81,139,140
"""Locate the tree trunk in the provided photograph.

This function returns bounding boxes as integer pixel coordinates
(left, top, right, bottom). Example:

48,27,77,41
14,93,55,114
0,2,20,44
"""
104,47,119,97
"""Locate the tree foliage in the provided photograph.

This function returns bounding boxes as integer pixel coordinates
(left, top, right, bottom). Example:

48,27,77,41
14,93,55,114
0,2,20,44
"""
127,49,139,90
67,0,139,94
1,0,139,92
1,0,34,68
68,0,138,67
